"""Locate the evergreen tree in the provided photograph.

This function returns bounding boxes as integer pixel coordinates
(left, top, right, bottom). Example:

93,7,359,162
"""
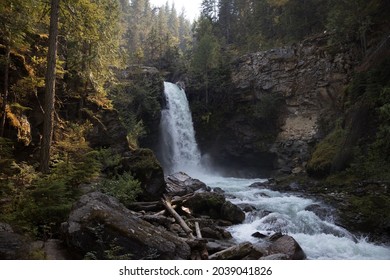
191,17,221,105
40,0,60,173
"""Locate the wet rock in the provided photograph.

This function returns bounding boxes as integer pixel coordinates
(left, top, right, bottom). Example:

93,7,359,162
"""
200,227,232,240
260,253,290,260
165,172,207,196
248,182,269,189
305,204,334,220
251,232,268,239
221,201,246,224
213,187,225,194
208,242,254,260
61,192,191,259
183,192,245,224
267,235,306,260
206,240,235,254
238,203,257,212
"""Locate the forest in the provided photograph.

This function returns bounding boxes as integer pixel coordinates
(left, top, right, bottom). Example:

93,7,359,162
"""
0,0,389,260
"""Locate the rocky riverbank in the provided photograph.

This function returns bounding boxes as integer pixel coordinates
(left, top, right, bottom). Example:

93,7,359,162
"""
0,173,306,260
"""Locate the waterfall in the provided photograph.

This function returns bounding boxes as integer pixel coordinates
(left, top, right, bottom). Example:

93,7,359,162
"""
159,82,202,174
157,81,390,259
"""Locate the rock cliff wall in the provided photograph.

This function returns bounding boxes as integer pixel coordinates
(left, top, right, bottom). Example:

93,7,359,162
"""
231,34,359,174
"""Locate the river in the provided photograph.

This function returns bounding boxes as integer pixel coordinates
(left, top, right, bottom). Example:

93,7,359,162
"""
158,81,390,260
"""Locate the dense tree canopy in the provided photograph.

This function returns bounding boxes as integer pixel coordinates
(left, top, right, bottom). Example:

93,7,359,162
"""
197,0,389,53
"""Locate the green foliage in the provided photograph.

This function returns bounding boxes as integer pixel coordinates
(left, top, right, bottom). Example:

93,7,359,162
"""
96,147,122,174
313,59,390,180
108,73,162,148
193,0,389,56
325,0,381,52
0,120,105,238
61,0,124,97
0,137,13,159
123,0,192,67
98,172,141,207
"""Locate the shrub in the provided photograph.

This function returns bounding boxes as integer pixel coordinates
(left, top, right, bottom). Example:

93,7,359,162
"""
98,172,142,207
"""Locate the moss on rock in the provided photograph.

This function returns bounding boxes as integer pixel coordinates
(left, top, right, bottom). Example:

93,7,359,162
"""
307,126,346,178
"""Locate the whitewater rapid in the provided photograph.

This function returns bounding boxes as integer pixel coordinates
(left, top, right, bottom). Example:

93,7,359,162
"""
194,175,390,260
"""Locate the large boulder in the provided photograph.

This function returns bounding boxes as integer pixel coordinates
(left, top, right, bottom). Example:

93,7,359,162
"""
61,192,190,259
267,234,306,260
183,192,245,224
165,172,207,196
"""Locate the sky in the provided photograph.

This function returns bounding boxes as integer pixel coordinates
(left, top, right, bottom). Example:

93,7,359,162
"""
149,0,202,22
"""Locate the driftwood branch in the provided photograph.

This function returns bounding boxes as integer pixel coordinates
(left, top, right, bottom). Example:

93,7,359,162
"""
195,222,202,239
162,196,194,239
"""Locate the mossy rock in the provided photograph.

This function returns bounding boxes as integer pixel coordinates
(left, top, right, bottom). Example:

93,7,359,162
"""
183,192,225,219
183,192,245,224
307,126,346,178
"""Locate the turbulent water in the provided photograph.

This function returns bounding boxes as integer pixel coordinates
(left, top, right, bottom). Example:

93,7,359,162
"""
194,175,390,260
158,82,390,260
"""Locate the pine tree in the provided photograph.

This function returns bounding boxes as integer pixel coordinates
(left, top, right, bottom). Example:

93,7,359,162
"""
191,17,221,105
40,0,60,173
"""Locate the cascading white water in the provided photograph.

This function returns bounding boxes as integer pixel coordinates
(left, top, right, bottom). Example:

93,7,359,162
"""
196,175,390,260
159,82,202,174
158,81,390,260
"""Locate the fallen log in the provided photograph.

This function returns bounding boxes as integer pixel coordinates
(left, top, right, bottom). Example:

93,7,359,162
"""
128,201,163,212
195,222,202,239
161,196,194,239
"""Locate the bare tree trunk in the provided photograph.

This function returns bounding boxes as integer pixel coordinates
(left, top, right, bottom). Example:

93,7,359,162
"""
0,38,10,138
40,0,60,173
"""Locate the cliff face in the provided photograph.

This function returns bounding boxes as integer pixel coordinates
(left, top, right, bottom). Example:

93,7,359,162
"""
230,34,359,174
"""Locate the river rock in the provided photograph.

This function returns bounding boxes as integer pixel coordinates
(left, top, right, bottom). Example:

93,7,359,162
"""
61,192,191,259
200,227,232,240
221,201,246,224
267,235,306,260
183,192,245,224
165,172,207,196
208,242,254,260
260,253,290,260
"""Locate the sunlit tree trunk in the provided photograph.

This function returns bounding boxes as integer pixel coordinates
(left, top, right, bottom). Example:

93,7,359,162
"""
40,0,60,173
